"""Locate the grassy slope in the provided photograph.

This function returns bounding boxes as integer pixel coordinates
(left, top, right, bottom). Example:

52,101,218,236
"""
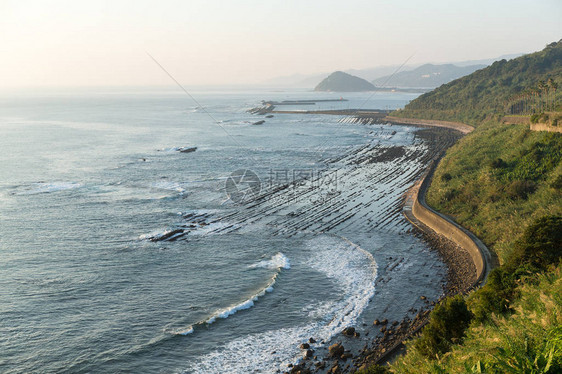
373,42,562,373
384,125,562,373
426,122,562,262
392,264,562,373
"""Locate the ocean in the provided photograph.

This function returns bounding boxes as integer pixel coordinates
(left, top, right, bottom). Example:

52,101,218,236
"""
0,88,448,373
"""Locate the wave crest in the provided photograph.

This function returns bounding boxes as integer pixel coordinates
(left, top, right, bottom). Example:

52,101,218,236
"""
167,253,290,336
248,252,291,270
185,236,377,373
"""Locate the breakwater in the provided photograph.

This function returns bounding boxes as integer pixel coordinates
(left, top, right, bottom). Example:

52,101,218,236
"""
403,163,492,289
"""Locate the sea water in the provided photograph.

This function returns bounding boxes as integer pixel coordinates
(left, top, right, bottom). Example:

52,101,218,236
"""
0,87,445,373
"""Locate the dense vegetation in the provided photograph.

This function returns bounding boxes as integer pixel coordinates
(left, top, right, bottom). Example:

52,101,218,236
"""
426,124,562,258
394,40,562,126
386,125,562,373
314,71,376,92
392,261,562,373
531,112,562,126
362,41,562,373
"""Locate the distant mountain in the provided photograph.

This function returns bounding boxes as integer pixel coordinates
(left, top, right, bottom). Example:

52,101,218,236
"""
314,71,375,92
344,65,413,82
261,53,524,88
372,63,486,88
264,66,414,88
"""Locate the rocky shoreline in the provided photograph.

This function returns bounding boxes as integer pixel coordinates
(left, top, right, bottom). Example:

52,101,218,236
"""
280,225,477,374
148,111,481,373
274,120,482,374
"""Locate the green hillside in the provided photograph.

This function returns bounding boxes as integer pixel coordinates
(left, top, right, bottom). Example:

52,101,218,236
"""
395,40,562,125
314,71,375,92
362,42,562,374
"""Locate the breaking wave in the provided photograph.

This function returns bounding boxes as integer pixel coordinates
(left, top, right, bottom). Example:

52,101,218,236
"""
184,235,377,373
167,253,290,336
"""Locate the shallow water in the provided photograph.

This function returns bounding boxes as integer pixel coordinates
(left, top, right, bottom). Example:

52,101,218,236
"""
0,88,446,373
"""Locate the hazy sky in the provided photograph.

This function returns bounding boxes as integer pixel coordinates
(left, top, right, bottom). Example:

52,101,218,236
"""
1,0,561,87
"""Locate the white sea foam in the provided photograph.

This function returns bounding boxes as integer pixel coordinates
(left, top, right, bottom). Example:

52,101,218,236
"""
150,181,187,196
140,212,232,242
169,254,291,337
12,182,82,195
184,235,377,374
188,221,232,236
206,297,260,325
167,326,194,336
205,265,282,324
138,230,159,241
305,235,377,332
248,252,291,270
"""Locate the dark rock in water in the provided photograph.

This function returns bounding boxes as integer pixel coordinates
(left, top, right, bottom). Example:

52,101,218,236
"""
248,104,274,115
252,120,265,125
149,228,184,242
266,115,274,118
342,327,355,336
300,343,310,349
381,319,388,325
392,320,399,326
309,337,316,344
178,146,197,153
328,343,344,358
373,319,380,325
354,332,360,338
304,349,314,359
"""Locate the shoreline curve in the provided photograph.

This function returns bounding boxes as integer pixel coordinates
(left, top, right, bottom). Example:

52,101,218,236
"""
403,160,492,289
384,116,475,135
369,117,493,367
391,116,492,289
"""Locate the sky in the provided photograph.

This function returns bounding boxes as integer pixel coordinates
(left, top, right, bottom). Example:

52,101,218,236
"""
1,0,561,87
